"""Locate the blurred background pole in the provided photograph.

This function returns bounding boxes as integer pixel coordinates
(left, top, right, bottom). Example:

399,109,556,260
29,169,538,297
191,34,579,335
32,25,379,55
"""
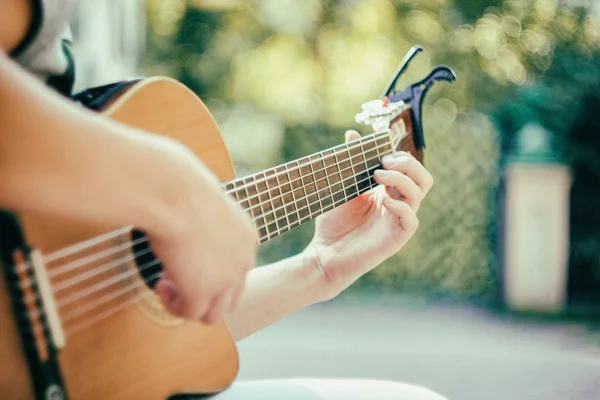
70,0,146,92
502,123,572,314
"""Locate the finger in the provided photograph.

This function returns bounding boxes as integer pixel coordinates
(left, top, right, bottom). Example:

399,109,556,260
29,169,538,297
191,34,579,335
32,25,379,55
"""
385,186,402,200
382,197,419,234
228,277,247,312
154,274,178,312
345,130,361,143
381,152,434,197
202,290,234,324
155,274,210,319
374,169,422,211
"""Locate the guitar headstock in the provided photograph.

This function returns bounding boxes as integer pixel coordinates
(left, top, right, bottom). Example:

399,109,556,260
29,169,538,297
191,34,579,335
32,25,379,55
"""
355,45,457,165
354,97,418,161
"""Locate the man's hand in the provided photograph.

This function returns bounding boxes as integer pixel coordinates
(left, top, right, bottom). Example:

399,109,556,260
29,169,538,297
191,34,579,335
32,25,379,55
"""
303,130,434,301
147,142,258,323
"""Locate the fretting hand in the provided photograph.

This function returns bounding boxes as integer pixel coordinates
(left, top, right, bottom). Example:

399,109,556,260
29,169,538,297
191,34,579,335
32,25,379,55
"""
302,130,434,301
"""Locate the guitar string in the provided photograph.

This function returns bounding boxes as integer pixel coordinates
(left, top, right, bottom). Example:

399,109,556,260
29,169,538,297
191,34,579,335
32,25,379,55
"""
14,131,393,275
60,268,162,324
21,171,381,332
16,137,394,281
18,144,389,298
20,158,383,308
221,131,389,198
26,256,160,318
18,236,149,280
65,284,157,336
44,226,134,264
40,173,379,338
22,247,155,306
22,266,162,337
53,253,159,309
234,141,391,226
222,133,390,205
15,226,135,273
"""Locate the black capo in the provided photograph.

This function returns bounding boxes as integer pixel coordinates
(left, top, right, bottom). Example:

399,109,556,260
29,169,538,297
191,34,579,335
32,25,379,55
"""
383,45,456,150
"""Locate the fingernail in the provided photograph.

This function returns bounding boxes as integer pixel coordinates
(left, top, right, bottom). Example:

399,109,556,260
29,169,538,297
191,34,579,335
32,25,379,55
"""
374,169,389,179
382,155,396,166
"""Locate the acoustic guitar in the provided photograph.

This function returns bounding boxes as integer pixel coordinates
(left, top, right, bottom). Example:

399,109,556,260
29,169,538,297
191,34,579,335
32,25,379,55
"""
0,7,455,400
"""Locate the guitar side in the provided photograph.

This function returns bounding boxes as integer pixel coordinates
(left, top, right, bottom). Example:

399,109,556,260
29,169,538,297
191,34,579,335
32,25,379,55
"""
0,77,240,399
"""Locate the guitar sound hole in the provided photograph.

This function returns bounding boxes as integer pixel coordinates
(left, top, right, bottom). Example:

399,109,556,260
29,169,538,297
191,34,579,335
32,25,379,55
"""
131,229,163,290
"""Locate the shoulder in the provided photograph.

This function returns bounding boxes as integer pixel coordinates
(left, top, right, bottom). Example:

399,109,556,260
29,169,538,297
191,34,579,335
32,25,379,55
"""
0,0,42,56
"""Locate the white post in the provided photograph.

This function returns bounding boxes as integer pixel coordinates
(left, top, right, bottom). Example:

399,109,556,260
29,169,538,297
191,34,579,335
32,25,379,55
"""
503,124,572,313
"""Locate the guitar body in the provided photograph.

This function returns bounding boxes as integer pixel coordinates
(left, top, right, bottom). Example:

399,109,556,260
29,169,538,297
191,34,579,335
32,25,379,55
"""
0,77,239,399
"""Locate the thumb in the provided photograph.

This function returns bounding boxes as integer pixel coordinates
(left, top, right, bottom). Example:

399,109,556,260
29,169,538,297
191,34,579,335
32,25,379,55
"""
345,130,361,143
154,273,184,316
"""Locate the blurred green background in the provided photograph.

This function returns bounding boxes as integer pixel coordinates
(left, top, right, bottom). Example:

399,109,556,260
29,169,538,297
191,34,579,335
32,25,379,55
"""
139,0,600,304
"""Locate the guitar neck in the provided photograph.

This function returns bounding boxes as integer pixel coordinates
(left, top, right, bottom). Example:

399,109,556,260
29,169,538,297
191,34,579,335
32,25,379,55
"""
222,130,394,244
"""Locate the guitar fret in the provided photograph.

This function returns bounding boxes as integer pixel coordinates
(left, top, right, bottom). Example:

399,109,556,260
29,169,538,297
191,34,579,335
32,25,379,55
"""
298,159,314,220
222,131,398,244
263,170,283,238
288,161,309,223
320,149,336,213
230,181,247,217
349,141,371,193
362,139,376,192
359,139,370,175
251,174,267,240
283,164,301,230
224,181,235,193
379,136,393,157
338,147,357,200
255,172,277,241
310,153,335,214
374,137,383,159
332,150,348,203
238,178,267,241
345,145,360,197
307,157,324,213
272,166,291,234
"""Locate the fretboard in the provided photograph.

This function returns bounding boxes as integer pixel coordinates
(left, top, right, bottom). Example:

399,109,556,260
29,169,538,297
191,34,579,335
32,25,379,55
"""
222,131,393,243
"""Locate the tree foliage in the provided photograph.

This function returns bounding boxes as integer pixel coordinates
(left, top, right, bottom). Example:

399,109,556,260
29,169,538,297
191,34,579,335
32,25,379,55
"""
142,0,600,299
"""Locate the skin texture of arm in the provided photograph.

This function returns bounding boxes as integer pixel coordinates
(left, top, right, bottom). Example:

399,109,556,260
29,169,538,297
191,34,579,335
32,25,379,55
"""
224,253,322,342
0,51,259,322
0,52,187,233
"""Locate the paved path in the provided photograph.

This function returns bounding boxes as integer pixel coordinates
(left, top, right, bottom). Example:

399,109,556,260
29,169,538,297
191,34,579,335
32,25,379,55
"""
235,301,600,400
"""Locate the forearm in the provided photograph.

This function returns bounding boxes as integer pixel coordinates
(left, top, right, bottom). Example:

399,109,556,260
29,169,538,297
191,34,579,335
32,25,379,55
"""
0,52,216,236
224,251,325,342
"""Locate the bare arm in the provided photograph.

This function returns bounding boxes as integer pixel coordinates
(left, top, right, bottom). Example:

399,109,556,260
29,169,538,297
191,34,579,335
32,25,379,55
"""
0,47,257,321
0,48,321,337
0,52,196,235
224,252,324,341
